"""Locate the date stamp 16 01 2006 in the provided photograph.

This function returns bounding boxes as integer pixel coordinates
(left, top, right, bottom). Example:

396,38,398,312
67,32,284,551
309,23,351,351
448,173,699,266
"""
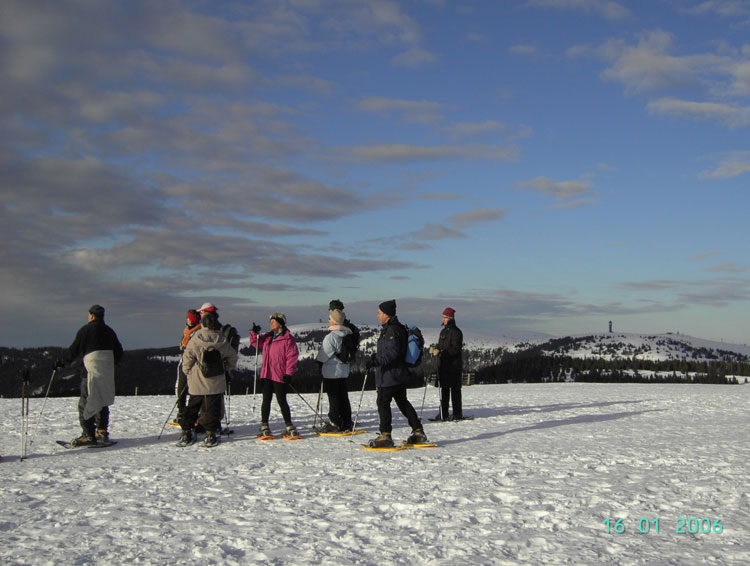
603,517,723,535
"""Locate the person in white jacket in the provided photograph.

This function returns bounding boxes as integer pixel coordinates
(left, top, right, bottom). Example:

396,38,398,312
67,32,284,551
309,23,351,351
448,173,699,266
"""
315,309,354,432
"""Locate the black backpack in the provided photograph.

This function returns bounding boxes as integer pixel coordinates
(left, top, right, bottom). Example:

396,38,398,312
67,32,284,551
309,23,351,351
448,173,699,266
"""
335,321,361,363
199,347,225,377
221,324,241,351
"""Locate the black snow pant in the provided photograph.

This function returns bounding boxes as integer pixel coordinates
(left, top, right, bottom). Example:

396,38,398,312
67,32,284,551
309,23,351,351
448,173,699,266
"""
376,384,422,434
260,379,293,427
180,394,223,434
440,383,462,419
324,378,353,430
176,360,189,419
78,375,109,438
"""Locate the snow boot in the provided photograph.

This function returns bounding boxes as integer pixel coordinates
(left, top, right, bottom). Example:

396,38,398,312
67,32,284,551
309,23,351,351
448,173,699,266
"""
406,428,429,445
95,429,109,442
284,424,299,438
203,431,219,447
71,434,97,447
258,424,272,438
368,432,394,448
177,430,195,447
318,421,340,433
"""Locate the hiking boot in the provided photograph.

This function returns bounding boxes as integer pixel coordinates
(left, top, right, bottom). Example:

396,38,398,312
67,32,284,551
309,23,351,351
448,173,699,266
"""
368,432,394,448
258,424,272,438
318,421,340,433
177,430,194,447
406,428,429,445
285,424,299,438
71,435,97,447
203,431,219,447
95,429,109,442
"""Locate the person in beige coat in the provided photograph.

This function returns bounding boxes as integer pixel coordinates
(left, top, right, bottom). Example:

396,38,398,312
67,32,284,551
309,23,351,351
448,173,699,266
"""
178,311,238,447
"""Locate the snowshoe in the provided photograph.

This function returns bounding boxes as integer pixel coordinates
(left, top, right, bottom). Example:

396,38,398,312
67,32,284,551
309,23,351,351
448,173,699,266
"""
368,432,394,448
257,424,274,440
283,425,301,440
177,430,195,447
317,421,340,434
70,435,97,447
405,429,429,445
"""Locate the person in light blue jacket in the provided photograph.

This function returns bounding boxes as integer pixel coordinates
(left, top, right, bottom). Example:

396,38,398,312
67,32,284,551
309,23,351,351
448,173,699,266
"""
315,309,354,432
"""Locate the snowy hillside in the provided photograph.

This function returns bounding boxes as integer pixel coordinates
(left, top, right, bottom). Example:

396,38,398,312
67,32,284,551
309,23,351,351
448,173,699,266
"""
232,325,750,369
533,332,750,363
2,383,748,565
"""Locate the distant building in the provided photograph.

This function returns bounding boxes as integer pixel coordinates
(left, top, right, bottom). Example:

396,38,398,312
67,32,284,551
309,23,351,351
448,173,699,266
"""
609,321,613,333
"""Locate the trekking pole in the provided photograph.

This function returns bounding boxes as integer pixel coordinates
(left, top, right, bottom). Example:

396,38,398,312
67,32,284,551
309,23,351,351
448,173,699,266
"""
20,370,30,461
27,367,57,450
313,379,323,429
158,383,187,440
419,356,437,420
349,371,369,442
288,382,322,419
225,377,232,428
251,342,259,414
437,364,445,421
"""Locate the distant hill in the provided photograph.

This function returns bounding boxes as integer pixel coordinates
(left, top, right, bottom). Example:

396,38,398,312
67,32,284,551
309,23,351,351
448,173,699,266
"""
2,326,748,398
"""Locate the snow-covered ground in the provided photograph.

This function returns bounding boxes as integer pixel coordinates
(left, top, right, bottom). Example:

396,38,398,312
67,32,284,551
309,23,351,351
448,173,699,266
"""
1,383,748,565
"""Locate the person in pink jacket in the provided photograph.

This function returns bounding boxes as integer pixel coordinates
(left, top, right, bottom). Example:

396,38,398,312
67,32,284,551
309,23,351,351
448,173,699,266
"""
250,312,299,438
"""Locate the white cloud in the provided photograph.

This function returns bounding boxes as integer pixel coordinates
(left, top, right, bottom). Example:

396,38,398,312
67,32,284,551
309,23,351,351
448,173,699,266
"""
701,151,750,178
648,98,750,127
392,46,438,67
517,176,593,200
449,208,509,228
348,143,520,162
525,0,630,21
357,96,447,124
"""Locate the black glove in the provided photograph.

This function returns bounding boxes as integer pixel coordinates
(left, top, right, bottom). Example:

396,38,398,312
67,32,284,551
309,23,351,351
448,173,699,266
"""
251,322,261,333
365,353,377,369
54,358,65,369
282,374,292,384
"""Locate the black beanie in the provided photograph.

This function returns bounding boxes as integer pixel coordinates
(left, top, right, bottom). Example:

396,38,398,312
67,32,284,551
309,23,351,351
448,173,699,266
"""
378,299,396,317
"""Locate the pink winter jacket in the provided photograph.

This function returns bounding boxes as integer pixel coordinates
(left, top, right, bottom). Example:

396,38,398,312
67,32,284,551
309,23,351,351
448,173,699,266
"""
250,328,299,383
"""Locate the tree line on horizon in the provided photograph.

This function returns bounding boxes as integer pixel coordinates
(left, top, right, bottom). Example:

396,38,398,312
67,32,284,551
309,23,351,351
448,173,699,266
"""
1,336,748,398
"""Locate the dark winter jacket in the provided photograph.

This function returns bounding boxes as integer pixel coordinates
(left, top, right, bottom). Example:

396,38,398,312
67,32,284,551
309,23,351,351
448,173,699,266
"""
437,320,463,387
375,316,409,388
65,318,124,365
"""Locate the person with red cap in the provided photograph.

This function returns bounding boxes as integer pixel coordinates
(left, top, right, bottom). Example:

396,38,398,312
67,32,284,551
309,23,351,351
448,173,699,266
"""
429,307,464,420
174,309,202,423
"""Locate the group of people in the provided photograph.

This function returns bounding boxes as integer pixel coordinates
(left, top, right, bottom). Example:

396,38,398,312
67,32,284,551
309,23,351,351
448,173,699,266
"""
53,298,465,450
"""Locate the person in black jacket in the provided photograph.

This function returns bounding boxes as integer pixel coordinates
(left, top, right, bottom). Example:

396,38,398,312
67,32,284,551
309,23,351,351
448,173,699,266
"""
429,307,464,420
56,305,123,446
366,300,428,448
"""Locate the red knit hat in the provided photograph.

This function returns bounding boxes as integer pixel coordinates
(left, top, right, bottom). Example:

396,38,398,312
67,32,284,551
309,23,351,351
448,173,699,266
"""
186,309,201,325
442,307,455,319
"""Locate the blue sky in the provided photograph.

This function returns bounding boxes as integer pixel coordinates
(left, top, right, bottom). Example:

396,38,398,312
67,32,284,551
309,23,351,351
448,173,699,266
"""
1,0,749,348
